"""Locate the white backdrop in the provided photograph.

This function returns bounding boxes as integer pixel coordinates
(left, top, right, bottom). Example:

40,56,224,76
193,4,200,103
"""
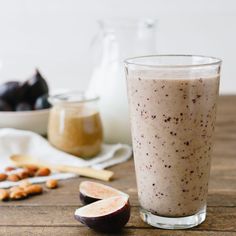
0,0,235,94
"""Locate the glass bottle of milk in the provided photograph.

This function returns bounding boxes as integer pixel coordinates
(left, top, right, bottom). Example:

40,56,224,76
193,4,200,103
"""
88,19,157,144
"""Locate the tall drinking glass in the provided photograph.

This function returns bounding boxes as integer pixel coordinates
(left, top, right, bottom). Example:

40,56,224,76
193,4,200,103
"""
125,55,221,229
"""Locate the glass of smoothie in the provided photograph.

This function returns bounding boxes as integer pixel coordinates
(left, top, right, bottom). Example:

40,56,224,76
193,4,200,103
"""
124,55,221,229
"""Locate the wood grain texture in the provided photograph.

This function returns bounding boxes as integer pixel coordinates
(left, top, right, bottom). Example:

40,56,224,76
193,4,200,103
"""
0,95,236,235
0,227,235,236
0,206,235,232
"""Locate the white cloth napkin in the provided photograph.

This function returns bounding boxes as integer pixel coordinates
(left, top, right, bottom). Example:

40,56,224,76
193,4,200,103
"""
0,128,132,188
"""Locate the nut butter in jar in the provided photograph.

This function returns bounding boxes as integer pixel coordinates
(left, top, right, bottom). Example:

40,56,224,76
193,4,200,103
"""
48,91,103,159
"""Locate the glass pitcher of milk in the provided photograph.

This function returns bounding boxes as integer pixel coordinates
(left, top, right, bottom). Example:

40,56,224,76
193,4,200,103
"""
88,19,157,144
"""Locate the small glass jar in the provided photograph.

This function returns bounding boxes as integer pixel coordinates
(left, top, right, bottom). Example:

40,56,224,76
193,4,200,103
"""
48,91,103,159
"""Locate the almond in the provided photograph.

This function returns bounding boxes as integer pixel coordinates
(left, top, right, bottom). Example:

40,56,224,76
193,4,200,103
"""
5,166,16,172
25,165,38,177
0,189,9,201
18,170,30,179
7,174,20,182
9,186,24,192
36,167,51,177
46,179,58,189
10,189,27,200
25,165,38,173
24,184,43,195
0,173,8,182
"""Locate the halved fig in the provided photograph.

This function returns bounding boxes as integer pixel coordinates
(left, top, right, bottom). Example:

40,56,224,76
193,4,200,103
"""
74,196,130,232
79,181,128,205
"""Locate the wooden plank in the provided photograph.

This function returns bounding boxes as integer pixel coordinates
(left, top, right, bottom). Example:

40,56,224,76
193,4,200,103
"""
0,226,235,236
0,205,235,232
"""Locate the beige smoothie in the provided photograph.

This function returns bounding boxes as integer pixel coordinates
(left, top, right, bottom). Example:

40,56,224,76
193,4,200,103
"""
127,71,219,217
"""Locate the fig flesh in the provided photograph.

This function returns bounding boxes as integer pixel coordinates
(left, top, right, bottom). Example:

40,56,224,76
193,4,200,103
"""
79,181,128,205
75,196,130,232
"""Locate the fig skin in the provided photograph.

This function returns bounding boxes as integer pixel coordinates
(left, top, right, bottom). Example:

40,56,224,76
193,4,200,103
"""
0,99,12,111
15,102,32,111
0,81,22,106
22,69,49,104
79,181,128,205
75,198,131,233
34,94,51,110
80,192,97,205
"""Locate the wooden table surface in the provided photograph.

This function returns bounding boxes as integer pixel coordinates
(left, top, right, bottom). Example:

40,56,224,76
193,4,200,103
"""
0,95,236,236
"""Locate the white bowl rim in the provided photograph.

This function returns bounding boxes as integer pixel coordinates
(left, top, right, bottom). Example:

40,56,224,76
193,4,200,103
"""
0,108,50,116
